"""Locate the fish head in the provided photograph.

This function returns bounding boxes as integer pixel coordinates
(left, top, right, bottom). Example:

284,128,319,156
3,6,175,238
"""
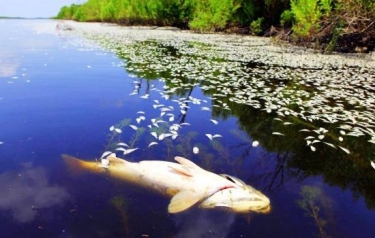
199,174,271,214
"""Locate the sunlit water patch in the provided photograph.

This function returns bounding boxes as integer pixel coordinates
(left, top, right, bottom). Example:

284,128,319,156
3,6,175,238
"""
0,20,374,238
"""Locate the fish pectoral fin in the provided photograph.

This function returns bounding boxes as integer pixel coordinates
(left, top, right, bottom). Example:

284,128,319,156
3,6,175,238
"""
168,164,193,177
168,190,202,213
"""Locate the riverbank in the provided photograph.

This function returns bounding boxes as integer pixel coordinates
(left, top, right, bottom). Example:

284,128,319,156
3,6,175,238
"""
56,0,375,54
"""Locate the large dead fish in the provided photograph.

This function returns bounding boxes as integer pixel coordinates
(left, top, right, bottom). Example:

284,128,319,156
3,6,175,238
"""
62,154,271,214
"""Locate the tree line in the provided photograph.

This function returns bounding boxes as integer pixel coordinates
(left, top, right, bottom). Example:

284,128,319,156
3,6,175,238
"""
56,0,375,53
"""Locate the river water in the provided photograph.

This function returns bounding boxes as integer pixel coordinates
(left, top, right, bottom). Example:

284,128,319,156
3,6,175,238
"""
0,19,374,238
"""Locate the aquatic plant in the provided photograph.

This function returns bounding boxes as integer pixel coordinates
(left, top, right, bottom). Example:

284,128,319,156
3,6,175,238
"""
296,185,332,238
105,118,131,151
128,126,145,148
210,140,230,162
110,195,130,238
175,131,198,159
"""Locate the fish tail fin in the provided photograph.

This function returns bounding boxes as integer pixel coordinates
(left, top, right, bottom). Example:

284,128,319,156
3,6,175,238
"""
62,154,103,175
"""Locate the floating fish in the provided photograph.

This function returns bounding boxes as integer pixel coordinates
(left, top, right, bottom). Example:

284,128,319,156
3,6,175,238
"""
148,142,158,148
339,146,350,154
117,142,129,148
101,151,113,159
115,147,139,155
129,125,138,130
114,128,122,133
206,134,222,141
210,119,219,125
136,116,146,124
323,142,336,148
62,154,271,214
150,132,158,139
252,141,259,147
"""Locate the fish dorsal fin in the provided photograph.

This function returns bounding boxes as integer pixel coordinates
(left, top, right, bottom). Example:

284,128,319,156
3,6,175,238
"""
169,156,203,176
174,156,202,170
168,163,193,177
168,190,203,213
107,155,127,165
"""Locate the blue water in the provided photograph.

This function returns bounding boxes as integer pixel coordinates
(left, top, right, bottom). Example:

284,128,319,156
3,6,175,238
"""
0,19,374,238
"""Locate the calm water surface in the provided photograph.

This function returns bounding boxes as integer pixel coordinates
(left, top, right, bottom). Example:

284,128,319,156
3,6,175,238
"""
0,20,374,238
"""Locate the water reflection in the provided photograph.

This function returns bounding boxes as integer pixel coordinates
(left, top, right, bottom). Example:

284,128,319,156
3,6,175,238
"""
227,101,375,209
296,185,334,238
0,55,19,78
0,166,69,223
174,210,236,238
1,19,375,237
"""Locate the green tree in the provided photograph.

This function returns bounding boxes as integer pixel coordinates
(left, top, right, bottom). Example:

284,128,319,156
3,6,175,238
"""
189,0,241,31
290,0,322,37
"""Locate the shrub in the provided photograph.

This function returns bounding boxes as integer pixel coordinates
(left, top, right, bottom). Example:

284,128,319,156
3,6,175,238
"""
280,9,294,27
250,17,264,35
290,0,321,37
189,0,241,31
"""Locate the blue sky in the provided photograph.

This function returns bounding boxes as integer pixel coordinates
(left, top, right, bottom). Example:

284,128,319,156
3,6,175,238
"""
0,0,84,18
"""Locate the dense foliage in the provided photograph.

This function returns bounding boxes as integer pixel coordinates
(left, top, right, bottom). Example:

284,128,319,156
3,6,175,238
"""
56,0,375,52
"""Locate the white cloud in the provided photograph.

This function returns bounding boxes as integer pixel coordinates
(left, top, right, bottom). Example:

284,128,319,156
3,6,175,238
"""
0,167,69,223
174,210,236,238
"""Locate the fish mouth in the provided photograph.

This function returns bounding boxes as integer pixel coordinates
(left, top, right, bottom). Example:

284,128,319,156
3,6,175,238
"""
258,204,271,214
200,186,271,214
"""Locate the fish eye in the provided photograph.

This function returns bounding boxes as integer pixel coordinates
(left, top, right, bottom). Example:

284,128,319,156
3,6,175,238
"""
226,176,236,183
221,174,247,186
222,174,239,184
